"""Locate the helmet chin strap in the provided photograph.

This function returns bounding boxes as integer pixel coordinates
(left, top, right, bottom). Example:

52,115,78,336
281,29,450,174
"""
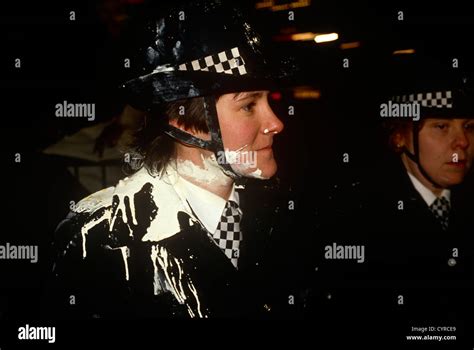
402,122,444,189
163,96,246,182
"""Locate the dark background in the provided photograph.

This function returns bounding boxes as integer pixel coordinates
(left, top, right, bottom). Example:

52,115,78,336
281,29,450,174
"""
1,0,474,346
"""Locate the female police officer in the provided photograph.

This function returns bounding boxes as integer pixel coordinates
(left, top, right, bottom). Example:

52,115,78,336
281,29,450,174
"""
299,57,474,341
365,58,474,339
47,0,297,319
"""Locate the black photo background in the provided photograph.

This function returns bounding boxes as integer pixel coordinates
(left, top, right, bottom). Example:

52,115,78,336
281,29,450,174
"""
1,0,474,346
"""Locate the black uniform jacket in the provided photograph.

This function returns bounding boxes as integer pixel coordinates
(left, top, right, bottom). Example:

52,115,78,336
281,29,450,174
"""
46,166,284,319
297,155,474,340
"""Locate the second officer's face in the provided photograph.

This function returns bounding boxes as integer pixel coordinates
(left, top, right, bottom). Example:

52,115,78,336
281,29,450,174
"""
401,118,474,189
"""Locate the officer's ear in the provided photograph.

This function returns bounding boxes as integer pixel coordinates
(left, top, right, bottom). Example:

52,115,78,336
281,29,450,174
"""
393,132,405,149
389,121,412,152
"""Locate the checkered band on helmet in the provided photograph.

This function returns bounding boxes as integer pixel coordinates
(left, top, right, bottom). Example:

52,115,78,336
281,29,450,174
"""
177,47,247,76
392,90,453,108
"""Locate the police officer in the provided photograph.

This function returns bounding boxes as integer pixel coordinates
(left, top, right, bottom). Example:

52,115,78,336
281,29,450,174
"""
47,0,298,319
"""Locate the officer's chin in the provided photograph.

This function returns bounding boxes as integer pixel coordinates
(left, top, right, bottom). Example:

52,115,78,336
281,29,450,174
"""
235,162,277,180
438,173,466,188
446,176,466,187
260,162,278,179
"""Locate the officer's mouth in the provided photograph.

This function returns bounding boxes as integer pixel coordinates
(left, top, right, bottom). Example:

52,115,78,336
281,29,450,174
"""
258,146,272,152
446,159,467,168
256,143,273,152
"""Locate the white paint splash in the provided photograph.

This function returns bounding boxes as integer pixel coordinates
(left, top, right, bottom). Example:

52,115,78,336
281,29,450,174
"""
222,144,261,178
128,193,138,226
151,244,165,295
152,244,204,318
79,178,152,261
224,144,267,179
76,175,147,259
222,144,256,169
80,209,111,259
73,187,115,214
249,168,265,179
119,246,130,281
175,154,232,186
174,144,268,181
109,179,139,229
69,166,213,317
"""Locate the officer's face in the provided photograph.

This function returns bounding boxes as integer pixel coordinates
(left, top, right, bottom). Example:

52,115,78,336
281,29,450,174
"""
216,91,284,179
402,118,474,189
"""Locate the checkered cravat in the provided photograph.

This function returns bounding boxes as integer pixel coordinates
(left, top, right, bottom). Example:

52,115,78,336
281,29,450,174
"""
429,196,450,231
212,200,243,269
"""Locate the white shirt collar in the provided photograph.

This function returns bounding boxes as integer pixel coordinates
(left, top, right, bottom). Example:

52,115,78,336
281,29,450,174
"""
174,175,240,234
407,171,451,206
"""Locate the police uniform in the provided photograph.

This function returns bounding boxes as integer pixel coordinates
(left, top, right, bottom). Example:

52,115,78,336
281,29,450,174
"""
45,0,297,319
296,58,474,341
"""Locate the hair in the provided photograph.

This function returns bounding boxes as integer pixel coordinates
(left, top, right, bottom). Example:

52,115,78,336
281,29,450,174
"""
382,119,427,153
120,96,220,175
382,120,412,154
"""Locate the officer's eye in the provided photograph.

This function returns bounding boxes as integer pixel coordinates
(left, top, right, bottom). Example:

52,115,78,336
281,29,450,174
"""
465,122,474,131
434,123,448,130
241,102,256,113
